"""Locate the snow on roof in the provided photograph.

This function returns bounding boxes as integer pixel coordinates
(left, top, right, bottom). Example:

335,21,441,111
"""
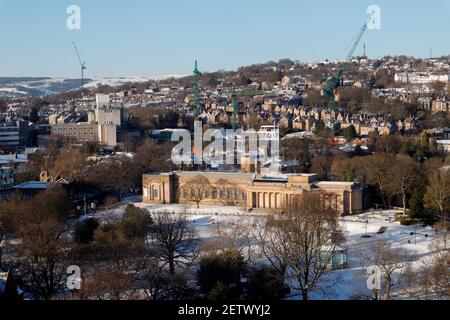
0,154,29,165
24,147,46,154
285,173,317,177
283,131,315,140
176,171,255,179
114,152,137,158
14,181,49,190
314,181,356,186
256,176,288,182
160,128,188,133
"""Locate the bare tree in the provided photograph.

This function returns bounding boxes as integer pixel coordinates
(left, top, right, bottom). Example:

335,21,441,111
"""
424,169,450,248
310,155,333,181
3,188,72,300
263,192,345,300
87,160,143,201
150,211,197,275
362,154,395,209
389,155,420,215
206,217,255,264
331,156,361,182
281,137,313,173
72,220,149,300
79,266,137,300
180,175,211,208
256,219,290,279
16,218,70,300
49,151,87,181
367,239,409,300
403,239,449,300
136,252,171,301
0,200,15,267
418,241,450,300
135,248,195,301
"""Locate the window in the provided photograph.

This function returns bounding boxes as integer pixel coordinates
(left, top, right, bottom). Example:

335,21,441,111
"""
152,186,159,200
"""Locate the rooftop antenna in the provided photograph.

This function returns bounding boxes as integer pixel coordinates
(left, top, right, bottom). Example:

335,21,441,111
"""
72,41,87,89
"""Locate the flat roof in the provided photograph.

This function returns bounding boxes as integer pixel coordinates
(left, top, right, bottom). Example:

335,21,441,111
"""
177,171,256,178
14,181,49,190
254,179,287,183
314,181,357,187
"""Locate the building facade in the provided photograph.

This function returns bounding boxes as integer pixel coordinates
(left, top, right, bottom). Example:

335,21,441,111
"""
51,94,120,147
52,123,98,142
51,123,117,146
395,72,449,84
88,93,122,127
0,121,30,151
143,171,364,215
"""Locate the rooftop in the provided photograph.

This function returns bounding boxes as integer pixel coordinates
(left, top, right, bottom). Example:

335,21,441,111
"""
14,181,49,190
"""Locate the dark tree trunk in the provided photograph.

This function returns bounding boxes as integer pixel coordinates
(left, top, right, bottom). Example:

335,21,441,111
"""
302,291,309,301
169,256,175,274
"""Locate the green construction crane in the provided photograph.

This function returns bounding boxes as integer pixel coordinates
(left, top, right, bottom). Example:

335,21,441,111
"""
322,23,367,132
229,83,266,130
192,60,201,119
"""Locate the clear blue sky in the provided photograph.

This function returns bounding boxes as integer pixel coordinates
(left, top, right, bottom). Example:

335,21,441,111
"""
0,0,449,77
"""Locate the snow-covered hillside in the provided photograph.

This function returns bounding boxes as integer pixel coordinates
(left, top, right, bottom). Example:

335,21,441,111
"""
0,75,185,97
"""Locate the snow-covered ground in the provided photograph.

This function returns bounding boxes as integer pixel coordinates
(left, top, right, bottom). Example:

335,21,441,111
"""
316,212,438,300
83,75,185,88
83,200,441,300
0,87,29,95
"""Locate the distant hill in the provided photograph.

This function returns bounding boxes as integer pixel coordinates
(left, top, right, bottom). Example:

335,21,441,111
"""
0,77,92,97
0,75,183,97
0,77,51,84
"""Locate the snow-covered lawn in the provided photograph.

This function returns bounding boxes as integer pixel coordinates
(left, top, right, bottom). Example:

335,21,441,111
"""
316,211,438,300
84,200,441,300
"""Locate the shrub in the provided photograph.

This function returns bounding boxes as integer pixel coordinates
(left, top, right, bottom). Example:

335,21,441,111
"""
245,267,289,300
74,218,99,244
197,250,246,299
398,216,416,226
121,204,153,240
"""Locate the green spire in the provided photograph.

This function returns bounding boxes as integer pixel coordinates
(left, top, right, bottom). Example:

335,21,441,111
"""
193,60,201,119
194,60,199,74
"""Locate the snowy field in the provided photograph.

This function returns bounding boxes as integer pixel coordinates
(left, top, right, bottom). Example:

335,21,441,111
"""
83,199,441,300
